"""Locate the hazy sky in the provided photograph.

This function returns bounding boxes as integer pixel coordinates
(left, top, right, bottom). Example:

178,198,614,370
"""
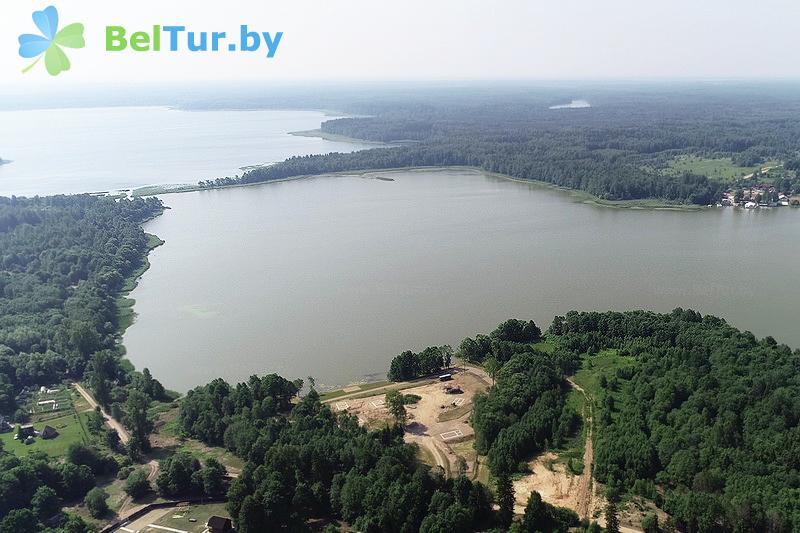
1,0,799,87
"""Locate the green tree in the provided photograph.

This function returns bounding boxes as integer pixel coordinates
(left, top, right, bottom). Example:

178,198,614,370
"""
199,457,226,496
641,513,659,533
122,389,153,453
385,390,407,426
521,490,546,531
84,488,109,518
484,356,500,385
87,406,104,433
31,485,60,520
0,508,37,533
124,469,151,499
496,472,515,528
605,501,620,533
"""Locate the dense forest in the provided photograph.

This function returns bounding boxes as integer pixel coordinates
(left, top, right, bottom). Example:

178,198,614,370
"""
175,312,800,531
0,196,165,415
198,85,800,204
0,196,175,530
179,376,499,532
548,309,800,532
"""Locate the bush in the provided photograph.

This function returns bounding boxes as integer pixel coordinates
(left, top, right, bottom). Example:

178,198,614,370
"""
402,394,421,405
124,469,151,499
84,487,109,518
117,465,135,480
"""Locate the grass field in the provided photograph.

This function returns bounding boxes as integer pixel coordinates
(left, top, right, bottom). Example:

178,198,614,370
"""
662,156,779,182
1,409,90,457
153,502,232,533
572,349,635,400
554,388,587,474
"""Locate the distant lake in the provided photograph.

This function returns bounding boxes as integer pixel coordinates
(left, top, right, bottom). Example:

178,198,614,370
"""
123,169,800,392
0,107,374,196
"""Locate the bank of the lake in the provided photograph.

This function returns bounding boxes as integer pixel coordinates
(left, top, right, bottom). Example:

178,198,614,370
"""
116,231,165,339
142,165,710,211
123,167,800,392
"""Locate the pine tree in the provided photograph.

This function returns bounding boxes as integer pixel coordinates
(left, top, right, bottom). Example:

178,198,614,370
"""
605,500,620,533
497,472,515,528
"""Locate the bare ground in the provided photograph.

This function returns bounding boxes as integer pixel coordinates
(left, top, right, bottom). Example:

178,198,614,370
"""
335,367,490,476
513,379,604,518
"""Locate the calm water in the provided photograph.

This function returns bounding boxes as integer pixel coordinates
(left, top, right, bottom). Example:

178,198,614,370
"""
0,107,373,196
123,169,800,392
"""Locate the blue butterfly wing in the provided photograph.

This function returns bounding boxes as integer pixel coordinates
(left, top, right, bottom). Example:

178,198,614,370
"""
33,6,59,41
18,34,51,58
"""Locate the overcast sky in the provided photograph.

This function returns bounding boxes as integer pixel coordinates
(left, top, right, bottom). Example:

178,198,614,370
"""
1,0,799,88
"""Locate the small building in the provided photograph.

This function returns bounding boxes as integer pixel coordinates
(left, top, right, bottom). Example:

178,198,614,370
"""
24,436,35,445
41,425,59,439
206,516,234,532
438,374,452,382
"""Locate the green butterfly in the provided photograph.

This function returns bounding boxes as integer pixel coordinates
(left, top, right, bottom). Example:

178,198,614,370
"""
18,6,85,76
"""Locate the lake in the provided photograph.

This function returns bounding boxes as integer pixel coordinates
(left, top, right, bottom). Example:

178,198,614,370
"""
0,107,374,196
123,168,800,392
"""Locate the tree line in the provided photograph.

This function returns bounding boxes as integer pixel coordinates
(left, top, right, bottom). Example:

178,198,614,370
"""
198,87,800,204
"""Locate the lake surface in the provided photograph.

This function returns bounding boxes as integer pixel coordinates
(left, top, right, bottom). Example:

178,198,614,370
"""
123,169,800,392
0,107,373,196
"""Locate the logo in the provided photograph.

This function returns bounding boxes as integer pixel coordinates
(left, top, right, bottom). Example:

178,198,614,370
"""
18,6,85,76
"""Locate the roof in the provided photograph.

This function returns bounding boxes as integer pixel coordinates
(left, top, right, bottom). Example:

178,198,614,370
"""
206,516,232,530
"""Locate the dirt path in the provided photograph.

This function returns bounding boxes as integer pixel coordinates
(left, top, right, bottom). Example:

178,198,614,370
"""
567,378,595,521
117,460,160,516
322,365,490,405
73,382,130,444
513,378,599,519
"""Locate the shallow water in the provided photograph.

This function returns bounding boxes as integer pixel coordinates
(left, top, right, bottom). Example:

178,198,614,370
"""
0,107,373,196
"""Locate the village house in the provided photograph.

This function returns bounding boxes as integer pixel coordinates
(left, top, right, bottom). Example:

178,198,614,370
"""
41,425,59,439
206,515,234,533
16,424,36,439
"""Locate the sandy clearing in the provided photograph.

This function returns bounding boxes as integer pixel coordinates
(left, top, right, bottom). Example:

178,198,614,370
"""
336,367,489,476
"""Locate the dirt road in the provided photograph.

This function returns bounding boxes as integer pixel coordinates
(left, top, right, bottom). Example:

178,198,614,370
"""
73,382,130,444
567,378,595,520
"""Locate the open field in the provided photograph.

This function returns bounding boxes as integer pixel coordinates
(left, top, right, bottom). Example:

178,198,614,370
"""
0,387,91,457
147,502,231,533
572,349,635,401
662,155,780,182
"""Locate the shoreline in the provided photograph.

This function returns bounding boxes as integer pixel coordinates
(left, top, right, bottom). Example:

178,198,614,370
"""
136,165,708,211
115,229,165,345
288,128,418,147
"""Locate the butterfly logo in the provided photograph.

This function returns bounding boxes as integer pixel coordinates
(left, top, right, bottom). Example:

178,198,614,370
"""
18,6,85,76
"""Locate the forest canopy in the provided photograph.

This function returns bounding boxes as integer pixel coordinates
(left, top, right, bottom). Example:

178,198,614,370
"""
198,86,800,204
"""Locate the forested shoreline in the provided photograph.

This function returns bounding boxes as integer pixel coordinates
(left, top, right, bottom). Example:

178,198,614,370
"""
0,196,176,531
197,87,800,205
1,194,799,532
